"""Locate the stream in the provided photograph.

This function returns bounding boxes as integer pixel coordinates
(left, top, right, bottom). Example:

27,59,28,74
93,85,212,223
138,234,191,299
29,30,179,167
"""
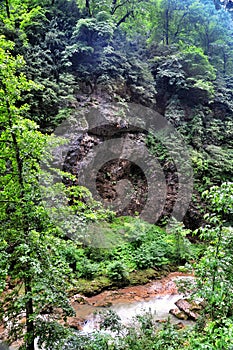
70,272,195,333
82,294,193,333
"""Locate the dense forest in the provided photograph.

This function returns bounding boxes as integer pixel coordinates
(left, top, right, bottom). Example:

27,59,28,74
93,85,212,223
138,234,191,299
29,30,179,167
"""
0,0,233,349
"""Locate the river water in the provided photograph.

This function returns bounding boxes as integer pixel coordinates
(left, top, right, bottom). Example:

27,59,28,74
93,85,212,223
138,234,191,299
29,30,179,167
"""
72,273,195,333
82,293,194,333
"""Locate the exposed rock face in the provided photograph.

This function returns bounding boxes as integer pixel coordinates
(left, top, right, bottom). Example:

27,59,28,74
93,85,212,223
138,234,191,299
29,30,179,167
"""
61,64,233,229
61,96,201,228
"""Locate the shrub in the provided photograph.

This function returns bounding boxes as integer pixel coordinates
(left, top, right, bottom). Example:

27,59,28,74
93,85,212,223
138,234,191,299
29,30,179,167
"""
76,258,99,280
134,241,171,269
106,261,128,282
60,243,85,271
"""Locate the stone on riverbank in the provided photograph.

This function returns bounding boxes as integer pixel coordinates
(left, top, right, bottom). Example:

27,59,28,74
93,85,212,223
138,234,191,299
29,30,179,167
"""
169,308,188,320
173,299,200,321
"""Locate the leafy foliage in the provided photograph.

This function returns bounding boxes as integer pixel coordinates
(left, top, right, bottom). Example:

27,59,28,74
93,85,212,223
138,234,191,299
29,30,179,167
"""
192,183,233,320
106,261,128,282
0,36,74,350
1,0,233,349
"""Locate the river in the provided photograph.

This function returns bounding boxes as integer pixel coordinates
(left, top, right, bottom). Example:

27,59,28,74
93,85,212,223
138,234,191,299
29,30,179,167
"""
70,272,195,332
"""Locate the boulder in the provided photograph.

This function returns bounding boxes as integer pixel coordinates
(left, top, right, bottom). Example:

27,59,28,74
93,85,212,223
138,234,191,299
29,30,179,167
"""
169,308,188,320
188,300,203,312
174,322,185,330
174,299,199,321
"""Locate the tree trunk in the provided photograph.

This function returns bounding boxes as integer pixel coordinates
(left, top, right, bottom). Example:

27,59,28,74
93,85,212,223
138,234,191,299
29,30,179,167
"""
206,32,210,54
111,0,117,14
165,9,169,45
25,279,35,350
86,0,91,16
5,0,10,18
210,227,222,320
116,10,133,27
5,94,35,350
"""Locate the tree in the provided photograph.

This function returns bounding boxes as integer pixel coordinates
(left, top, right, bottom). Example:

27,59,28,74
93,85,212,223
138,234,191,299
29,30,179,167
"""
76,0,143,27
194,182,233,320
0,37,74,350
147,0,233,64
148,0,196,46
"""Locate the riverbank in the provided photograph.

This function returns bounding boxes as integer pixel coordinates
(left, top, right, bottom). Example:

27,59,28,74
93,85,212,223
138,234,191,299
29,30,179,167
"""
68,264,182,297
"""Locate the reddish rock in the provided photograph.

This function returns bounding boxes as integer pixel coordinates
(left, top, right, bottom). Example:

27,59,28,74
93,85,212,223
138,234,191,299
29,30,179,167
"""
72,294,87,304
67,317,85,331
156,319,167,324
94,301,112,307
169,308,188,320
175,299,199,321
134,296,142,301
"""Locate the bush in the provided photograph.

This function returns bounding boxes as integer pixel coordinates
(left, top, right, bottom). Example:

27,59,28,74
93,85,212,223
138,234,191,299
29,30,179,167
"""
106,261,128,282
60,243,85,271
180,45,216,81
76,258,99,280
134,241,171,269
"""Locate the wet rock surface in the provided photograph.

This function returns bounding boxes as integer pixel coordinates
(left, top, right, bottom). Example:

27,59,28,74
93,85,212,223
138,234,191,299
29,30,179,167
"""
67,317,85,331
170,298,203,321
1,273,195,344
170,308,189,320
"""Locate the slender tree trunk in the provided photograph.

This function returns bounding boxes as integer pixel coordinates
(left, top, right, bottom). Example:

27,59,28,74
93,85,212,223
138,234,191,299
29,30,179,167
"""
116,10,133,27
111,0,117,14
211,227,222,320
86,0,91,16
5,0,10,18
5,95,35,350
206,32,210,54
25,279,35,350
165,9,169,45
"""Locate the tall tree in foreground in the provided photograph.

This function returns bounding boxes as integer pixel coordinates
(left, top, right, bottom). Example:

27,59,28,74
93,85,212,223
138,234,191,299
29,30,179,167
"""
0,37,74,350
194,182,233,320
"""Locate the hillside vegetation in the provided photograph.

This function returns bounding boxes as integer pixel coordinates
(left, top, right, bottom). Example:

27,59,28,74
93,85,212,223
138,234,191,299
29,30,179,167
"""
0,1,233,349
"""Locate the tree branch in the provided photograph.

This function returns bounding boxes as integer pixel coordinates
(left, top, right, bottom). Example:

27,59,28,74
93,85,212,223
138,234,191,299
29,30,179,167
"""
111,0,129,15
116,10,133,27
173,12,188,38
